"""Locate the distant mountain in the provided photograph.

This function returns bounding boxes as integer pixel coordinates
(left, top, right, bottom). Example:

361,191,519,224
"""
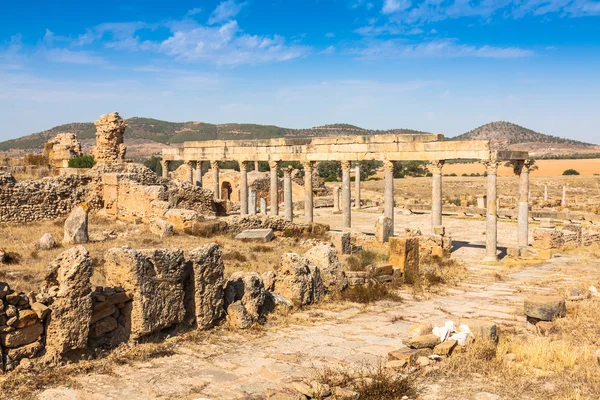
451,122,597,157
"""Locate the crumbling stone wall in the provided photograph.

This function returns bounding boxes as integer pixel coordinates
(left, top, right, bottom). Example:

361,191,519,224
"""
42,133,83,168
91,112,127,164
0,173,95,223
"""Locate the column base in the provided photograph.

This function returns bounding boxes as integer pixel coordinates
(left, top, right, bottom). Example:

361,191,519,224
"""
483,255,498,262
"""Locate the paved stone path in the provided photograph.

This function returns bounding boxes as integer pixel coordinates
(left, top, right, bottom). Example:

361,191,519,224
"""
38,213,600,400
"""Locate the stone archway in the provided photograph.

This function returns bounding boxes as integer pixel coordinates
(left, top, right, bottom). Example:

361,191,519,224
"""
221,181,232,201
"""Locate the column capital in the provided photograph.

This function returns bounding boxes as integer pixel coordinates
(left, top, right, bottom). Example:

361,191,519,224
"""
302,161,314,171
383,160,394,173
283,165,293,177
428,160,445,174
269,160,280,170
185,160,194,166
341,160,352,171
239,161,250,171
210,160,219,169
483,160,499,175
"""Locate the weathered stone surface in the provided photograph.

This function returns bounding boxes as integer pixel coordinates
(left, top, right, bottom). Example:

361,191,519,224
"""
36,233,57,250
89,316,118,338
463,320,498,343
1,322,43,348
149,218,174,238
186,243,225,330
5,340,44,361
105,248,187,339
328,231,351,254
304,245,348,292
388,347,432,364
235,229,275,242
405,334,441,349
524,295,566,321
43,246,94,360
0,281,9,299
226,301,252,329
408,322,433,338
63,205,89,244
374,216,393,243
389,237,419,282
261,271,277,292
43,132,83,168
31,302,50,320
532,228,564,250
14,309,39,329
92,112,127,164
275,253,323,306
433,339,457,356
224,272,266,321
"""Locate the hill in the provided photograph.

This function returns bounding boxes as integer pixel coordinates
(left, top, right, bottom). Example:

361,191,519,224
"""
451,121,598,157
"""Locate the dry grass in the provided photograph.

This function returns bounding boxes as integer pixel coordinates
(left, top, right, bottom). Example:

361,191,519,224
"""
438,299,600,399
335,284,403,304
344,247,388,272
408,255,468,293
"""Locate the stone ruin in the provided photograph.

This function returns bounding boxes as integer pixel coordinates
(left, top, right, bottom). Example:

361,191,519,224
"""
0,241,347,372
42,133,83,168
91,112,127,164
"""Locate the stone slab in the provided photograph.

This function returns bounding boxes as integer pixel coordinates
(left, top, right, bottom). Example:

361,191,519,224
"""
235,229,275,242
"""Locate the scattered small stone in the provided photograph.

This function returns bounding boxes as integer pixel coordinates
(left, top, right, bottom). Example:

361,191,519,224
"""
567,287,589,301
36,233,57,250
416,356,431,367
536,321,555,336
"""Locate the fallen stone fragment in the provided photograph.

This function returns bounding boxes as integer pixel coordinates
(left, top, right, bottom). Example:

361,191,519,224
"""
416,356,431,367
14,309,39,329
463,319,498,343
524,295,566,321
408,322,433,338
235,229,274,242
149,218,174,238
405,334,441,349
36,233,57,250
63,205,89,244
388,347,433,364
433,339,458,356
385,359,408,370
331,387,359,400
226,301,253,329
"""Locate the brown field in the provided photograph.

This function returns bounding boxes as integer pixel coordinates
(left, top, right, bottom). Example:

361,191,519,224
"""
444,159,600,177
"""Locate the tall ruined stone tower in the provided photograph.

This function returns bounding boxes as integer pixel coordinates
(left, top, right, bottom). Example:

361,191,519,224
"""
92,112,127,164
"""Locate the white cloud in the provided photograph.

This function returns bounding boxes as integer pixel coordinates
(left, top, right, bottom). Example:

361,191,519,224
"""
186,7,203,17
160,20,309,64
43,49,105,65
382,0,411,14
320,45,336,54
352,39,534,60
209,0,247,25
325,32,336,38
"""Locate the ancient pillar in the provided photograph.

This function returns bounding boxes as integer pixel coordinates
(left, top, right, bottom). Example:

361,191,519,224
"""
303,161,314,224
544,184,548,201
211,161,220,201
517,160,532,247
161,160,169,179
341,161,352,228
562,186,567,207
269,161,280,216
249,188,257,215
260,198,267,214
484,161,499,261
240,161,249,216
186,161,194,184
283,166,293,222
333,186,341,212
384,161,394,236
430,160,444,230
354,164,361,209
195,161,203,188
254,161,259,171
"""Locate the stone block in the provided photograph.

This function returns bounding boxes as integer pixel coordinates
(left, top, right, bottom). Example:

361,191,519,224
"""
405,334,441,349
408,322,433,338
328,231,351,254
149,218,174,238
235,229,275,242
388,237,419,282
433,339,457,356
388,347,432,364
304,245,348,291
463,319,498,343
524,295,566,321
0,322,44,348
186,243,225,330
105,248,187,339
374,263,393,275
274,253,323,306
533,228,564,250
374,216,393,243
63,205,88,244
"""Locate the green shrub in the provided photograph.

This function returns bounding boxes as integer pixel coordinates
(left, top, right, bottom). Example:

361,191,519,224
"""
68,155,95,168
563,169,580,176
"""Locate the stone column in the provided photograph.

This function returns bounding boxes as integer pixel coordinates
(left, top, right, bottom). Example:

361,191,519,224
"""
161,160,169,179
516,160,532,247
333,186,341,212
303,161,314,224
186,161,194,184
484,161,499,261
269,161,280,216
430,160,445,230
283,166,293,222
354,164,361,209
341,161,352,228
211,161,220,201
384,161,394,236
254,161,259,171
239,161,249,216
195,161,203,188
260,198,267,214
562,186,567,207
544,184,548,201
248,189,257,215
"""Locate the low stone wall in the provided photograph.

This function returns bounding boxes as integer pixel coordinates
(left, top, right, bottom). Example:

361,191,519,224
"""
0,173,95,223
532,225,600,250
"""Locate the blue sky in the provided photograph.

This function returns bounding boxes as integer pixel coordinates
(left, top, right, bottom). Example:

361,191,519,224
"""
1,0,599,143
